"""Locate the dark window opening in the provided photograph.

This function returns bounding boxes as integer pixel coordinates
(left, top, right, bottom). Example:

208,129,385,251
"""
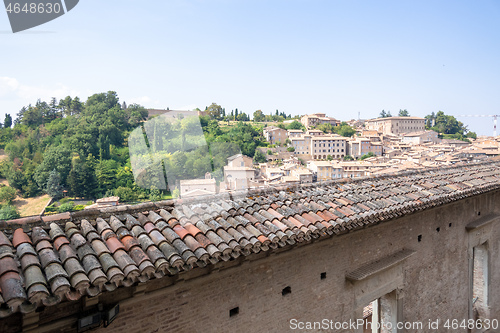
229,307,239,317
436,227,440,232
418,235,422,242
449,223,452,227
282,286,291,296
478,211,481,216
320,272,326,280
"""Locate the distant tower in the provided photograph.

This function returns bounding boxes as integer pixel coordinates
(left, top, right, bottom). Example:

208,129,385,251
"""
358,112,360,120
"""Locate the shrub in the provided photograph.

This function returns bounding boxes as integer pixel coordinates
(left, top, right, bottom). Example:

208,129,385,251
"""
73,205,86,211
0,186,17,204
114,186,138,203
0,204,20,220
58,201,75,213
45,204,58,213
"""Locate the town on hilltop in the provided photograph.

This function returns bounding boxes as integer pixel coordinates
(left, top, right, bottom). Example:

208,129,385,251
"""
0,97,494,219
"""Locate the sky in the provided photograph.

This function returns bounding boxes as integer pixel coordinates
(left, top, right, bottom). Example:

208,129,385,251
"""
1,0,500,135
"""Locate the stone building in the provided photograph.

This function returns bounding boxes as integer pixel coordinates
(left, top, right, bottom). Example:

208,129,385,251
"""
301,113,340,129
348,138,383,158
365,117,425,135
311,135,347,160
263,126,288,145
0,162,500,333
401,130,440,145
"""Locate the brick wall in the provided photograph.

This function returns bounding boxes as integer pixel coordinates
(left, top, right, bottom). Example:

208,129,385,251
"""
17,190,500,333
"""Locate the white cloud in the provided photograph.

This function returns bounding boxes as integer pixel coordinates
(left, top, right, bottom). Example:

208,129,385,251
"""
0,76,79,102
127,96,161,108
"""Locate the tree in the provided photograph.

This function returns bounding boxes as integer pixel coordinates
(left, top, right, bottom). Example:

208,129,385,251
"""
34,145,73,189
287,146,295,152
206,103,224,120
360,152,375,160
335,122,356,137
114,186,137,202
398,109,410,117
316,123,335,133
125,104,148,127
286,120,303,130
45,169,63,199
95,159,117,194
254,150,266,163
172,188,180,199
236,112,249,121
425,112,436,128
0,186,17,204
466,131,477,139
253,110,265,122
344,155,354,161
149,186,162,202
4,114,12,128
429,111,467,135
379,110,392,118
67,155,97,198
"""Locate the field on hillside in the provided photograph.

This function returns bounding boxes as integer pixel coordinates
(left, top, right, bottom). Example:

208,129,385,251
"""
0,178,51,217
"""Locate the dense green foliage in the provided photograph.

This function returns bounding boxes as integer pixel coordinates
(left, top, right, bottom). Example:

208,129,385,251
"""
0,91,149,200
254,150,267,163
425,111,476,141
360,152,375,160
45,169,63,199
398,109,410,117
0,204,20,220
0,94,270,201
253,109,291,122
379,110,392,118
286,120,305,130
4,114,12,128
379,109,410,117
0,186,17,204
315,122,356,137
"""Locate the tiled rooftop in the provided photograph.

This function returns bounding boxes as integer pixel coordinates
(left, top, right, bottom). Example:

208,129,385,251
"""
1,162,500,318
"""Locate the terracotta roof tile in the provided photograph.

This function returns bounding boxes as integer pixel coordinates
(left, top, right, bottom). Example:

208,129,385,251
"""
106,237,126,254
12,229,32,248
